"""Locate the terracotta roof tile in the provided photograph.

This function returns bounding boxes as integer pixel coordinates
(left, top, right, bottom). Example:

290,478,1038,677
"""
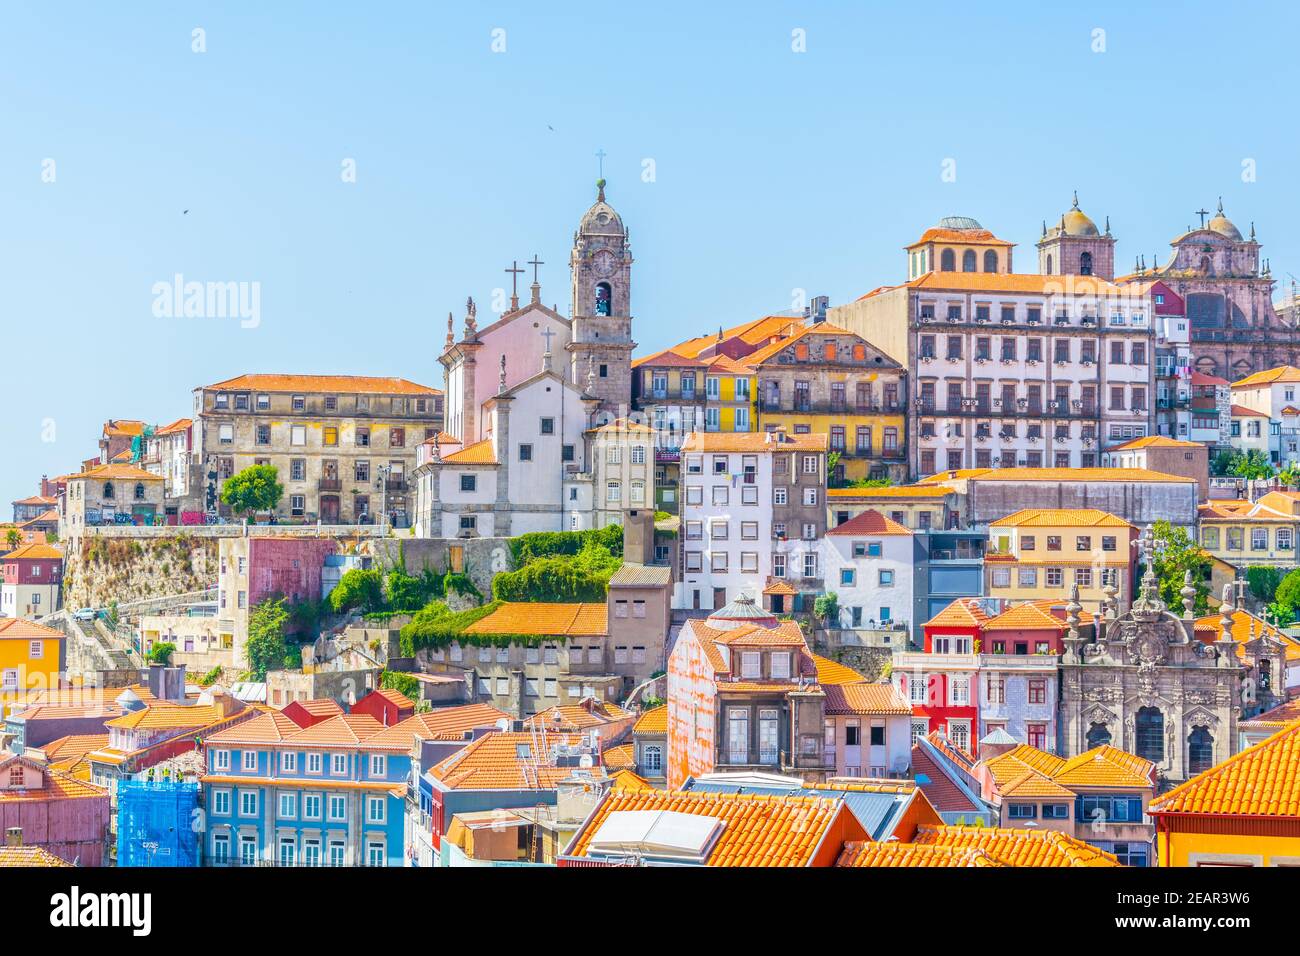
822,682,911,716
285,713,385,747
364,703,510,750
633,705,667,735
913,825,1120,866
203,373,440,395
0,543,63,561
827,485,953,499
70,463,163,482
925,598,990,629
440,438,497,465
204,711,303,745
811,654,867,686
1107,435,1204,450
1149,720,1300,818
524,700,633,732
1231,365,1300,389
602,743,636,771
429,732,603,790
0,619,64,642
0,846,73,867
825,509,912,536
567,788,849,866
465,602,608,638
990,508,1133,528
837,840,1003,867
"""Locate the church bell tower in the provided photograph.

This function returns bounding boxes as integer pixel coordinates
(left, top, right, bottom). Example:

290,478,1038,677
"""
569,178,636,418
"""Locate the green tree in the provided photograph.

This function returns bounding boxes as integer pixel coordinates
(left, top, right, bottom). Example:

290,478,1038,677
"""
245,595,293,679
147,642,176,665
1146,520,1212,614
329,568,385,614
1246,566,1286,604
814,591,840,623
1210,450,1237,478
1275,568,1300,612
4,528,20,551
1279,464,1300,489
1228,449,1275,480
220,464,284,518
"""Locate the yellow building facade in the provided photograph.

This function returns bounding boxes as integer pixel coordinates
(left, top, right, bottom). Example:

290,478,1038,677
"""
986,509,1137,614
0,618,65,703
1150,720,1300,866
827,484,958,531
1198,491,1300,569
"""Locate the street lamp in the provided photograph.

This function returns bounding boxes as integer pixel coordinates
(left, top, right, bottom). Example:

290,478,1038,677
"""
375,464,391,535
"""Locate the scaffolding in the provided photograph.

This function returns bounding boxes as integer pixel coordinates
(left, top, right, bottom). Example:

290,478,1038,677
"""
116,779,202,867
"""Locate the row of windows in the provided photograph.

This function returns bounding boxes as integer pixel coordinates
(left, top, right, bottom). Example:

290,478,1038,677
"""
920,449,1100,473
217,423,427,448
1203,526,1294,552
683,485,818,508
209,832,384,867
212,391,434,415
919,301,1146,326
211,749,387,777
684,550,819,578
991,566,1120,589
430,640,647,665
920,335,1147,365
209,788,387,824
917,382,1147,412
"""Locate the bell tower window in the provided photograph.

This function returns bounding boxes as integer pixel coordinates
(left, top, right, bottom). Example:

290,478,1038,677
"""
595,282,612,316
1080,251,1093,276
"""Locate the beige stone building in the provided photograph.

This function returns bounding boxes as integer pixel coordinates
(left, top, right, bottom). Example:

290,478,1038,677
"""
587,419,657,530
59,464,166,539
192,374,443,526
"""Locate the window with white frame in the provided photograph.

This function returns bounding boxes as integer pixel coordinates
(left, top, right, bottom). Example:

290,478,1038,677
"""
328,795,346,821
949,677,970,706
280,751,297,773
241,750,258,772
303,793,322,820
803,552,818,578
741,652,761,678
369,754,386,777
239,790,258,816
214,749,231,771
366,796,386,824
212,789,231,815
278,792,297,819
331,753,347,775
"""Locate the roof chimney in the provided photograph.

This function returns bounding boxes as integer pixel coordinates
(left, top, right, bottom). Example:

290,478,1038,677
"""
5,827,21,847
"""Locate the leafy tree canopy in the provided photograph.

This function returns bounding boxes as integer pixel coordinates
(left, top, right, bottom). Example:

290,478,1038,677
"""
220,464,284,515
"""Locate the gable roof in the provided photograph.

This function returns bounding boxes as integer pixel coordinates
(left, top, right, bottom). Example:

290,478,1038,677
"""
981,600,1068,632
990,508,1133,529
428,731,601,791
1231,365,1300,389
1150,720,1300,818
822,682,911,716
566,788,850,866
911,825,1120,866
633,705,667,736
0,542,63,561
825,509,911,536
440,438,497,465
1106,435,1204,451
363,703,511,750
925,598,991,629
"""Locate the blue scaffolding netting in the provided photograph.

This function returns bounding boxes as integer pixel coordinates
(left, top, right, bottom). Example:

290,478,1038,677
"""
116,779,202,867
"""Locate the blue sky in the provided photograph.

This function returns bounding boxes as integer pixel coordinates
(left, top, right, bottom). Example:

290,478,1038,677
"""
3,1,1299,506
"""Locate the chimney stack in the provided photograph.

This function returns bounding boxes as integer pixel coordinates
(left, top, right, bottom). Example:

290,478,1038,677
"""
5,827,22,847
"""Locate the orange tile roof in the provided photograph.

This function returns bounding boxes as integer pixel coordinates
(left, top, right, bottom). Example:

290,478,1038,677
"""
1192,609,1300,664
524,700,633,732
70,463,163,482
742,323,885,368
1240,699,1300,731
204,711,304,745
567,788,848,866
465,602,608,638
837,840,1004,867
981,600,1068,632
910,271,1124,296
287,698,344,718
811,654,867,686
428,732,602,790
711,621,807,648
610,768,655,791
668,316,804,360
1230,403,1270,418
0,618,65,642
825,509,911,536
762,580,797,595
633,705,667,735
680,432,827,454
985,743,1154,795
364,703,511,749
586,417,656,435
0,846,74,867
991,508,1133,529
366,687,416,710
203,373,440,395
1150,720,1300,818
153,417,192,436
925,598,991,629
102,419,147,437
106,702,228,731
286,713,386,746
823,682,911,716
1198,499,1294,522
1107,435,1204,450
1231,365,1300,389
923,467,1194,484
602,743,636,771
631,348,703,370
1055,745,1157,789
0,758,108,802
11,495,56,506
440,438,497,465
907,227,1015,248
912,825,1120,866
0,542,63,561
827,485,953,499
35,734,109,762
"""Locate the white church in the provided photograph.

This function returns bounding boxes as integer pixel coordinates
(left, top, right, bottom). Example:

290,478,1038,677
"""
411,181,640,539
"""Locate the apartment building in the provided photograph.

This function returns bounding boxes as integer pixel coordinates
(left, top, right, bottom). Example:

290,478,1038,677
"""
193,374,443,526
830,211,1155,478
586,419,656,530
675,429,827,612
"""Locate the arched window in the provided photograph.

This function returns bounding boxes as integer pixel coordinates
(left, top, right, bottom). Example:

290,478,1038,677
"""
1080,251,1093,276
102,482,115,500
606,480,621,503
1086,722,1111,749
940,249,956,272
1046,254,1053,274
630,479,645,504
961,250,977,272
983,249,998,273
595,282,612,316
134,483,146,501
1135,706,1164,762
1188,727,1214,775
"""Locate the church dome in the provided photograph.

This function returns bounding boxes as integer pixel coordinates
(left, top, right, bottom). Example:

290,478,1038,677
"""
578,179,625,236
1052,192,1099,237
1207,198,1242,240
936,215,983,230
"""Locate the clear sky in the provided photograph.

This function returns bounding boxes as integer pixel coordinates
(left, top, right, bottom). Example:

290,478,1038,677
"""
3,1,1299,506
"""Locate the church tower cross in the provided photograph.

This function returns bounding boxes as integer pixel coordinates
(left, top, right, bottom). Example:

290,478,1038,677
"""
504,260,524,311
1195,207,1210,229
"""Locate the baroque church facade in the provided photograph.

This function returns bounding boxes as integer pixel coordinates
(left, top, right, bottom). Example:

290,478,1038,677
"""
410,181,638,538
1058,537,1288,786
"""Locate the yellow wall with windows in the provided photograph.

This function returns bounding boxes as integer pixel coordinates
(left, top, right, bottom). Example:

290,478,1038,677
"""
708,375,755,432
0,635,63,702
1159,828,1300,867
757,412,904,478
1200,521,1299,569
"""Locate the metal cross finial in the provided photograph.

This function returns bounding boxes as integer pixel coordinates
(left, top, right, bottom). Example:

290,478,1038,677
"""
1196,207,1210,228
595,148,607,179
505,260,524,310
528,254,544,284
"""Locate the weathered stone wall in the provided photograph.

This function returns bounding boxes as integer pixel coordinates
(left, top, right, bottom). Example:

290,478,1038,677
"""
826,645,895,683
63,534,220,610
